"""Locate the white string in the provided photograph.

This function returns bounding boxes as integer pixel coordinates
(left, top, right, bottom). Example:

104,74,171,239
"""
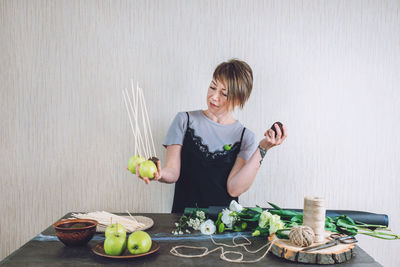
303,196,326,243
170,235,274,263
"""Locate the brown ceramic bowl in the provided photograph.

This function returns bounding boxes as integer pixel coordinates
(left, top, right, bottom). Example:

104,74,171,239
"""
53,219,98,246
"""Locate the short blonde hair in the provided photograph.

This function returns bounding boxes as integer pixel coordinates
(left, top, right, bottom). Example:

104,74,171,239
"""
213,59,253,109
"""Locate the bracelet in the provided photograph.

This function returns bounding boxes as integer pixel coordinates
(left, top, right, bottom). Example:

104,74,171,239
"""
258,145,267,165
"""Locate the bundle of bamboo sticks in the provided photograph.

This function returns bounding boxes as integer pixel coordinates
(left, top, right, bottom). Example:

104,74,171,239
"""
122,81,157,159
72,211,145,232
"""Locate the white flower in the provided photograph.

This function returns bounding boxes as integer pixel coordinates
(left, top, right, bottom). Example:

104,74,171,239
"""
221,208,235,228
200,219,216,235
196,211,206,220
188,218,202,230
185,229,191,234
175,222,179,227
229,200,243,212
258,210,273,228
269,214,285,234
179,230,183,235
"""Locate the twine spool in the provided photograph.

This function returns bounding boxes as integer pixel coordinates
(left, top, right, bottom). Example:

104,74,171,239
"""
303,196,326,243
289,226,315,247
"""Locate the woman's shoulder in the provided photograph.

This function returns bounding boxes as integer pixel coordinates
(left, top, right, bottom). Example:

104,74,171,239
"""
176,110,204,125
174,110,201,118
237,125,257,160
187,110,203,119
170,110,202,129
243,126,256,139
241,126,256,146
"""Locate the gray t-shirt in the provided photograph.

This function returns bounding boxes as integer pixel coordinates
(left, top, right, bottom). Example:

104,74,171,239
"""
163,110,258,161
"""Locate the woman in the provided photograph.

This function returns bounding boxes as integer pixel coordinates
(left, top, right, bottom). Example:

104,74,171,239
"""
137,59,287,213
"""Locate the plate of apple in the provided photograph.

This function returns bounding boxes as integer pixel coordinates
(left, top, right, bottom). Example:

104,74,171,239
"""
92,223,159,259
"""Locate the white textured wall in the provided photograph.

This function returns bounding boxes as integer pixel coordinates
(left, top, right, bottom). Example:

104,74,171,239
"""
1,0,399,265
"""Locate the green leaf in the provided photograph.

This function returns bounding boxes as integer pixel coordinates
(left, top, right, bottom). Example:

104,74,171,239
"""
326,216,334,223
336,216,358,235
268,202,282,210
247,207,263,213
290,214,303,223
259,227,271,236
285,221,300,228
337,218,358,230
239,210,261,222
270,209,300,219
252,230,260,236
345,216,356,225
337,226,358,236
179,215,188,224
218,223,225,233
325,222,337,232
216,212,223,226
233,225,242,232
276,229,290,239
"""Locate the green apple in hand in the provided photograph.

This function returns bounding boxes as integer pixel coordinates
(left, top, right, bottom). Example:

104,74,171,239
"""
128,155,145,174
104,232,127,256
139,160,157,179
127,231,152,255
105,223,126,239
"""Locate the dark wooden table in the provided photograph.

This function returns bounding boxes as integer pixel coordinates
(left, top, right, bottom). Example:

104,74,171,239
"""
0,213,382,266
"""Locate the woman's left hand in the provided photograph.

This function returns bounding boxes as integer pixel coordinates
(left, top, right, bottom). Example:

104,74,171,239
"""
136,160,162,184
259,123,287,150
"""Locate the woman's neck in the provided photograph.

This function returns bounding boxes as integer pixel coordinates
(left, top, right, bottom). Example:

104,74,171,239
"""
202,109,236,125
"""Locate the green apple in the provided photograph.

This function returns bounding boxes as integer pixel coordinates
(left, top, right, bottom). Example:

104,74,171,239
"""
104,233,127,256
128,155,145,174
105,223,126,239
127,231,152,255
139,160,157,179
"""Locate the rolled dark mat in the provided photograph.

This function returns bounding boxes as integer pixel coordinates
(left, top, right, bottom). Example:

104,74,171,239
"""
205,206,389,226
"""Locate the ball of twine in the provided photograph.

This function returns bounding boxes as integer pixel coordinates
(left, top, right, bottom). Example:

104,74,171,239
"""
289,226,315,247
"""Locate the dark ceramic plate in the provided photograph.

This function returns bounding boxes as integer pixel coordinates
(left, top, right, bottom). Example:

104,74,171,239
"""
92,241,160,259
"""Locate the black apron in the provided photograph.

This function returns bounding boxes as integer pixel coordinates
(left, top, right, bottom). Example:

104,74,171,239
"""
172,112,246,213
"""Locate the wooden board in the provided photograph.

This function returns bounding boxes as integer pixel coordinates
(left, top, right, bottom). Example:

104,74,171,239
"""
268,232,356,264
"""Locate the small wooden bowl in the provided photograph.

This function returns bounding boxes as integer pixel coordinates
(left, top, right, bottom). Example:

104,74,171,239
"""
53,219,98,246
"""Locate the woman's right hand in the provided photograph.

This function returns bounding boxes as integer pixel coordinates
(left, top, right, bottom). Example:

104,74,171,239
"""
135,160,161,184
259,123,287,150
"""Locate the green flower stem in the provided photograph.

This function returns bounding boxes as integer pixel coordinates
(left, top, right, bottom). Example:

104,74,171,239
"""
359,231,400,240
357,226,392,231
355,222,391,229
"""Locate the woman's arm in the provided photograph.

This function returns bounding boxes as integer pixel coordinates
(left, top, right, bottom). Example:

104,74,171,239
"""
136,144,182,184
226,150,261,197
158,145,182,183
226,123,287,197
